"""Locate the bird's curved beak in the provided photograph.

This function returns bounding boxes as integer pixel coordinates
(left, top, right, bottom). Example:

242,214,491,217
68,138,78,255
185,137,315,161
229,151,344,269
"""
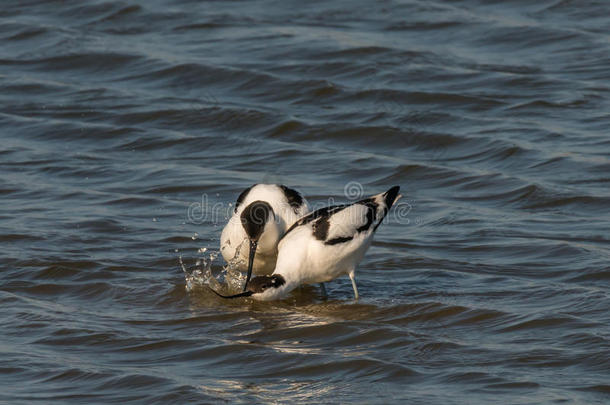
243,239,257,292
208,286,253,299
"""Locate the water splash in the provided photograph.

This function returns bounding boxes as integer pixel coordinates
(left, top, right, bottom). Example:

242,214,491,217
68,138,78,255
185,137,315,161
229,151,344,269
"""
181,241,248,294
181,248,220,292
222,239,248,291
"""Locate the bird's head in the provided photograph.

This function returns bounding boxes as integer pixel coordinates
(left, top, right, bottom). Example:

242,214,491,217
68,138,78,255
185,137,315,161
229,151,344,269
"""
209,274,288,301
239,201,281,291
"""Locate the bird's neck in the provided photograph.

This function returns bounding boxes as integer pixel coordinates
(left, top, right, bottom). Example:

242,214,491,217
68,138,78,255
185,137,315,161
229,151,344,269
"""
256,220,282,253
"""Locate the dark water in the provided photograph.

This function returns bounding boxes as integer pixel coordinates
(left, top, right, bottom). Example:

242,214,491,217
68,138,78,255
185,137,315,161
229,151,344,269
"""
2,0,610,403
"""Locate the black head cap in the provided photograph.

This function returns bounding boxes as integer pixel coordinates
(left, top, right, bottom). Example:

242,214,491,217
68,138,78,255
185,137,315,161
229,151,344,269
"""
247,274,286,293
240,200,273,240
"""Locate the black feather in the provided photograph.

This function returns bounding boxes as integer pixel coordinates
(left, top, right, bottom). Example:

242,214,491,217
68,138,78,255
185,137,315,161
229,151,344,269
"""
325,236,353,245
279,185,304,213
234,184,255,213
281,204,347,240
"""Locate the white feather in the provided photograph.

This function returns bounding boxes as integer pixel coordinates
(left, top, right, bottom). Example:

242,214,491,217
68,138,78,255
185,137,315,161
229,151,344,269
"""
251,186,401,300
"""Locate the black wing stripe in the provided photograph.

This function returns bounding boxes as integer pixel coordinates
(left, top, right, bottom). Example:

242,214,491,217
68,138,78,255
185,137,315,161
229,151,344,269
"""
281,204,347,241
325,236,353,245
313,216,329,241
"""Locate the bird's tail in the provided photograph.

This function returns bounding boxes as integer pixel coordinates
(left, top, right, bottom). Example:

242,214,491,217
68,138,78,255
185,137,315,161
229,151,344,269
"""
383,185,401,209
370,185,401,231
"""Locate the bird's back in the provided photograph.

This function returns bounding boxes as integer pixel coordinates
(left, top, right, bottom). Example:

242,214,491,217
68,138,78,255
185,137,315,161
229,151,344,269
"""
275,186,400,285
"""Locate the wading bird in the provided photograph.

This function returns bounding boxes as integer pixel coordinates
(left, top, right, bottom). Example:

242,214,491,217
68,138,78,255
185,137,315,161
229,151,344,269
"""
213,186,401,300
220,184,309,291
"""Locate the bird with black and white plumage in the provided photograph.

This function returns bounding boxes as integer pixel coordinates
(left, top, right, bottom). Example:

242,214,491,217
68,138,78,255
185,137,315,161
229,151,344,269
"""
220,184,309,291
212,185,401,301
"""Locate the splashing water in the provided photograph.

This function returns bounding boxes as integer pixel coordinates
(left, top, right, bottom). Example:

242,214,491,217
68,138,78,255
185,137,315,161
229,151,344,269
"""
181,240,249,294
181,248,219,292
222,239,249,291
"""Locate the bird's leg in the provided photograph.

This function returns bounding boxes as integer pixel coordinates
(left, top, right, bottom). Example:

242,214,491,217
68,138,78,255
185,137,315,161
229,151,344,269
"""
319,283,327,299
348,270,359,300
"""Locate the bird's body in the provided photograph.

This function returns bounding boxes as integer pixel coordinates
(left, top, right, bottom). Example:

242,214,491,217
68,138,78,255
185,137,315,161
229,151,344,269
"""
220,184,309,279
275,204,376,286
212,186,401,301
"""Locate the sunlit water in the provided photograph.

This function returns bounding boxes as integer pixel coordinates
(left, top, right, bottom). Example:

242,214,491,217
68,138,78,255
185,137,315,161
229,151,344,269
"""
1,0,609,404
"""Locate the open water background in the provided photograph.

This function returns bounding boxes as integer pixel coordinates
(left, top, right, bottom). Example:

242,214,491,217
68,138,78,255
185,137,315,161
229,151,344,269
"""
1,0,609,403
